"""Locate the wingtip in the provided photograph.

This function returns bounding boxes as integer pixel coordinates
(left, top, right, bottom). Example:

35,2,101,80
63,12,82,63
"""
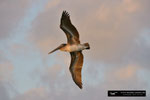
63,10,67,13
79,86,83,89
62,10,70,17
74,80,83,89
77,83,83,89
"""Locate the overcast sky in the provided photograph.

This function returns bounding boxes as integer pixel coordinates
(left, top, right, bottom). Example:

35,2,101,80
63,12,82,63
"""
0,0,150,100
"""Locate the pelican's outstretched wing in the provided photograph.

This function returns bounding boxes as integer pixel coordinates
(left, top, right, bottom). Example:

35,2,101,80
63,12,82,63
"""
60,11,80,44
69,51,83,89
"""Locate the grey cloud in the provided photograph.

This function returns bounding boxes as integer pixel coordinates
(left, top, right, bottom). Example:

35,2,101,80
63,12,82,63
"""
126,32,150,69
0,82,10,100
13,88,49,100
9,0,150,100
29,0,150,64
0,0,30,39
18,62,149,100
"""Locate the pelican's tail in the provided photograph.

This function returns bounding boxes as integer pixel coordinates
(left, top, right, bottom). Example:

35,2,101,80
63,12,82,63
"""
83,43,90,49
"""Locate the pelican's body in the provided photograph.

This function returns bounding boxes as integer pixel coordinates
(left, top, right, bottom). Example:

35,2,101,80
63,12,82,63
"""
60,44,89,52
48,11,90,89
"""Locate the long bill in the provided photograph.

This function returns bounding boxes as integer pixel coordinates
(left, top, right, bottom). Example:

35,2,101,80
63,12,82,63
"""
48,45,63,54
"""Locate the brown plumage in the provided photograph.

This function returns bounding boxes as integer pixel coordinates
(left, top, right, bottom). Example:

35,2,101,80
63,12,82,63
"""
60,11,80,44
48,11,90,89
60,11,83,89
69,51,83,89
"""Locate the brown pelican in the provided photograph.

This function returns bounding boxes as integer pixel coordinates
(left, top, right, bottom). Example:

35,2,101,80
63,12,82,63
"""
48,11,90,89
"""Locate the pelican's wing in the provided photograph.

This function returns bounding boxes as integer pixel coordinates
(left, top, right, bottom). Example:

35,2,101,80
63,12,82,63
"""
69,51,83,89
60,11,80,44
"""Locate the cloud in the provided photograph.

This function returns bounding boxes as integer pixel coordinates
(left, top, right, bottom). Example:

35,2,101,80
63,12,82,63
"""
28,0,150,64
123,0,140,13
45,0,61,10
0,62,13,82
26,1,150,99
104,64,139,84
83,0,143,62
0,82,10,100
0,60,14,100
126,30,150,69
0,0,150,100
0,0,30,39
13,87,49,100
114,64,138,80
16,63,150,100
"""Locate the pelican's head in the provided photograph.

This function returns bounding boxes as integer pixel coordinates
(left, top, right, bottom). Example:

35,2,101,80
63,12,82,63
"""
48,44,66,54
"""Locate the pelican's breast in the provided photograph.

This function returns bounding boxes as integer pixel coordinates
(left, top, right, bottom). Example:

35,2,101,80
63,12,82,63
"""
67,44,84,52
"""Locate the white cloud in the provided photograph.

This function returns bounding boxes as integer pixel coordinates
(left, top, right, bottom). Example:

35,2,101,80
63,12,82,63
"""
1,0,150,100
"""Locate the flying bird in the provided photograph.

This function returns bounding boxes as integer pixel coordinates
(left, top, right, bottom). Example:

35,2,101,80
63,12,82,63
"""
48,11,90,89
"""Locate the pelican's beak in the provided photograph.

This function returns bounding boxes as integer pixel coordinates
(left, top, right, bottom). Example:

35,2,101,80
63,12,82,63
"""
48,45,63,54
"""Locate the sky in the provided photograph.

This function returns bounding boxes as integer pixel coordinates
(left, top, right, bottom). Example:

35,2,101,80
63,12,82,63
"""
0,0,150,100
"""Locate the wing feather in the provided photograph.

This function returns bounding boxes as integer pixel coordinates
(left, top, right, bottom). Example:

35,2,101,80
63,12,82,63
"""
69,51,83,89
60,11,80,44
